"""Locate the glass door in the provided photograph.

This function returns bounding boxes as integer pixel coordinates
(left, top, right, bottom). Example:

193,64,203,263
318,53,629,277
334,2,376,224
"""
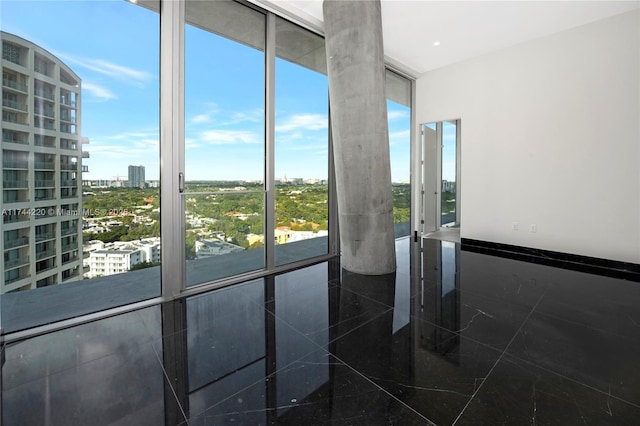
441,120,458,227
422,123,438,233
421,120,460,233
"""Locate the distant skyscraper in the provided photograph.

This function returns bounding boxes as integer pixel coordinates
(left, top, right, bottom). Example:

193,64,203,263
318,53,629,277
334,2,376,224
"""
128,165,145,188
1,31,84,293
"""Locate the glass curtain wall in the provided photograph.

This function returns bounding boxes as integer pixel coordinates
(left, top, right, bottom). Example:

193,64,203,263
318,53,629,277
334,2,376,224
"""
386,70,412,238
184,0,266,285
0,0,160,333
274,17,329,266
0,0,413,339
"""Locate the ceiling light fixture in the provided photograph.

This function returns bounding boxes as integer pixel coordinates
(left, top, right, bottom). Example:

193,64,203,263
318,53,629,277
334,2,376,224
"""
433,41,441,47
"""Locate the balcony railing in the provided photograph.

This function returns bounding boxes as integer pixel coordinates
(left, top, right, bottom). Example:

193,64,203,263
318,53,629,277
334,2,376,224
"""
2,78,28,92
62,256,79,265
3,99,28,112
3,214,29,224
60,142,78,150
3,196,29,204
34,108,55,118
36,263,57,274
35,121,56,131
2,134,28,144
34,139,56,148
5,256,29,269
60,114,76,123
36,249,56,260
61,241,78,252
62,269,80,281
60,180,77,187
4,236,29,249
34,162,55,170
36,231,56,242
5,273,30,285
3,160,29,169
2,114,26,125
35,211,56,219
61,227,77,236
34,195,55,202
61,163,78,171
60,96,76,107
3,180,28,189
34,179,56,188
34,88,55,101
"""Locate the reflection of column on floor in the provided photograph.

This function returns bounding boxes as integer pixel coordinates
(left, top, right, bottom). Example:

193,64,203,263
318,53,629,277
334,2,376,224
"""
323,0,396,275
332,269,407,418
421,238,461,358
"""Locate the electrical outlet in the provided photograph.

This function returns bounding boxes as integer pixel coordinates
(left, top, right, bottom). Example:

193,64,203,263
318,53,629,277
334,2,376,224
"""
530,224,537,233
512,222,519,231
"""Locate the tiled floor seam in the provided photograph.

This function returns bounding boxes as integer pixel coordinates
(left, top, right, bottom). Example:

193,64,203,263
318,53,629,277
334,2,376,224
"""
498,350,640,410
526,308,640,341
168,305,396,421
149,339,189,425
327,350,438,426
451,293,546,426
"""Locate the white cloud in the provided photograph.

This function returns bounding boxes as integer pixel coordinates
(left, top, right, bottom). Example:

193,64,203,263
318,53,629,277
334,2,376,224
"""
189,107,262,127
228,109,263,124
200,130,260,145
275,113,328,132
388,110,409,121
82,82,117,101
86,128,159,161
101,129,159,141
58,53,154,86
189,103,220,124
389,129,410,146
192,114,211,124
185,138,202,150
281,142,327,152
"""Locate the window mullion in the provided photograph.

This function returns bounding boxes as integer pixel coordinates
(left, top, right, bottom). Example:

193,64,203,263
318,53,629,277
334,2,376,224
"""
265,12,276,270
160,0,186,298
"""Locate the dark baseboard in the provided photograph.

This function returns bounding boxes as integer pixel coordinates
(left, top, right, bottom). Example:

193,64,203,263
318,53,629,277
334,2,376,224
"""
460,238,640,282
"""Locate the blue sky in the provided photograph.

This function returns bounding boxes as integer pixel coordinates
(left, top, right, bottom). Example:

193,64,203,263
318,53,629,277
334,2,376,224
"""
2,0,411,182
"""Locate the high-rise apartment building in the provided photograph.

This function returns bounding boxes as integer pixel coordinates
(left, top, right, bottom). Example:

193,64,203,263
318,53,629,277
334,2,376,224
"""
1,32,83,293
128,165,145,188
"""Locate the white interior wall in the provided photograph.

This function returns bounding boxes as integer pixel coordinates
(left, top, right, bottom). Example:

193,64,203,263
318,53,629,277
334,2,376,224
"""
416,10,639,263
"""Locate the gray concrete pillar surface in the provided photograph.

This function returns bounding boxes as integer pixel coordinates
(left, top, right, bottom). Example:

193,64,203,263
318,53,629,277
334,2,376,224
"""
323,0,396,274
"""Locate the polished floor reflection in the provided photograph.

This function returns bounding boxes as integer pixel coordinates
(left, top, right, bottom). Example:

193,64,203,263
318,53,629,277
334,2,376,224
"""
3,237,640,425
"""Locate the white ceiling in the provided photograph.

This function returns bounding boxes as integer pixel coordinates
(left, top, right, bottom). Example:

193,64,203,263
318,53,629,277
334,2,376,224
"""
261,1,639,76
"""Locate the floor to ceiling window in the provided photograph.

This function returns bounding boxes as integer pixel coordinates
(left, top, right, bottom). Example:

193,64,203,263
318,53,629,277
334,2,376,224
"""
184,0,266,285
1,0,160,333
386,70,412,238
0,0,413,342
274,17,329,266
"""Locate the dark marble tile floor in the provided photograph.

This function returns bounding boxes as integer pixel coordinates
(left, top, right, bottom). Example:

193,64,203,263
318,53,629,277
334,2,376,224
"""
2,237,640,425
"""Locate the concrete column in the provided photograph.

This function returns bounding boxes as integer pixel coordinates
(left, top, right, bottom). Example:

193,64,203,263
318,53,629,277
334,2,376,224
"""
323,0,396,275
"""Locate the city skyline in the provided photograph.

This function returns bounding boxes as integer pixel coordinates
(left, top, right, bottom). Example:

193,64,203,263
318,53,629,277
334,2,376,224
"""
1,0,412,183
